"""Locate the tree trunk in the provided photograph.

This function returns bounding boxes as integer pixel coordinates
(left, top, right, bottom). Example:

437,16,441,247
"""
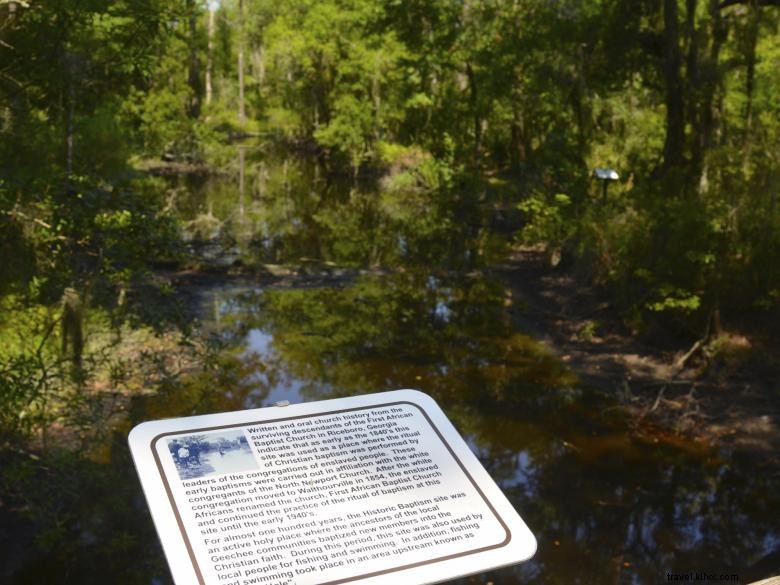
187,0,201,118
510,81,528,169
703,2,726,142
510,105,527,168
371,74,381,140
238,146,247,243
252,46,266,85
61,287,84,368
662,0,686,174
685,0,701,178
238,50,246,126
205,6,215,106
572,44,591,165
65,52,76,175
466,63,481,164
743,3,760,138
66,68,75,175
239,146,245,206
693,0,727,193
237,0,246,127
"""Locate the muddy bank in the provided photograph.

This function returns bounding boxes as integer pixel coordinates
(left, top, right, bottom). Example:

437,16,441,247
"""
493,246,780,458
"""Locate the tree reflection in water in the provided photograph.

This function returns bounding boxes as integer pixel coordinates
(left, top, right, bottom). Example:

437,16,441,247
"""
187,269,780,584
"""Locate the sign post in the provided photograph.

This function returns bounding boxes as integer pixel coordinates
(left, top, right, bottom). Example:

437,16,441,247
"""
129,389,536,585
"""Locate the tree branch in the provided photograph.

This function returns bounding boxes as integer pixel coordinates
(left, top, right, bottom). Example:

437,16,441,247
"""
4,209,52,229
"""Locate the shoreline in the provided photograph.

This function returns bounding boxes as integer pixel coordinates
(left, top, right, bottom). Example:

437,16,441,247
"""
159,246,779,459
493,246,780,458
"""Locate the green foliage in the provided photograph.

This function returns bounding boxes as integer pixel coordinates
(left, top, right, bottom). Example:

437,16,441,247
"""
0,290,199,450
647,288,702,314
8,176,181,302
75,101,132,176
1,2,780,579
0,0,778,442
378,142,455,194
130,85,200,159
6,0,771,336
577,320,600,343
265,107,303,140
518,193,574,251
314,94,375,171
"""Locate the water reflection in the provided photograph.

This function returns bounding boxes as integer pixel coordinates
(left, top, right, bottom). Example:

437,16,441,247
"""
184,269,780,584
166,143,506,270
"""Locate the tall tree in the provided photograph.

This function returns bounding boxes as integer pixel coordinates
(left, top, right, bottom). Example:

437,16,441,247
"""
237,0,246,127
205,1,218,106
662,0,686,174
186,0,203,118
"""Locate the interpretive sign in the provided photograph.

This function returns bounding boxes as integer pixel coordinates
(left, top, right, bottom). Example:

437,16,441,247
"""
129,389,536,585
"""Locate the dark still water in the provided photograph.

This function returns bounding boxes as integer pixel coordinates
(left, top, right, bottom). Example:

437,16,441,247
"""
3,147,779,585
166,143,507,271
183,271,780,585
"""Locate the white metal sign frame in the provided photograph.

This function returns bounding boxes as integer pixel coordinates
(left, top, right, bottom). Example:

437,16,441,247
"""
129,389,536,585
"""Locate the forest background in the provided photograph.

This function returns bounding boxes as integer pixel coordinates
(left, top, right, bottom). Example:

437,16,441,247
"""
1,0,779,582
4,0,780,339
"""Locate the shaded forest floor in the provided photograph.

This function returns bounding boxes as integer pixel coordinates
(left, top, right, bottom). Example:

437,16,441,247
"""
493,246,780,460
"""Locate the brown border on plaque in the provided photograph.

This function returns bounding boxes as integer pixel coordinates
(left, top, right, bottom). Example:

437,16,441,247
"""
150,400,513,585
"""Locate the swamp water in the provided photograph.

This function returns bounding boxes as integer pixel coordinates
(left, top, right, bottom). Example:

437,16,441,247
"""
4,146,780,584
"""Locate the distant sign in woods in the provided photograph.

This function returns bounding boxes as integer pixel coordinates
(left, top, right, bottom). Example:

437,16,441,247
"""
129,390,536,585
